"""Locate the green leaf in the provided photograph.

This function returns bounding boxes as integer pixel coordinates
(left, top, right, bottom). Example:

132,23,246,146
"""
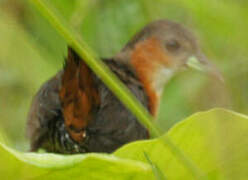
144,152,167,180
115,108,248,179
0,143,153,180
1,108,248,179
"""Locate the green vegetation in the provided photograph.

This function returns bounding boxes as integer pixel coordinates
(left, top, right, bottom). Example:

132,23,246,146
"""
0,0,248,179
1,109,248,179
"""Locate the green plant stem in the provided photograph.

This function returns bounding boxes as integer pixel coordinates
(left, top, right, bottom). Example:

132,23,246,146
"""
28,0,208,179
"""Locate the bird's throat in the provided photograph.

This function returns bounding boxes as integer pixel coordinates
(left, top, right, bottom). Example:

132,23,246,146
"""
131,38,174,116
132,64,173,116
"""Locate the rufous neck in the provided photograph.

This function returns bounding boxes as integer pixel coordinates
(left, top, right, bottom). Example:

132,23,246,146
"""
130,38,174,116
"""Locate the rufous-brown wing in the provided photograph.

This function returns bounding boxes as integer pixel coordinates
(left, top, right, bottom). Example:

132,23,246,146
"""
59,48,100,143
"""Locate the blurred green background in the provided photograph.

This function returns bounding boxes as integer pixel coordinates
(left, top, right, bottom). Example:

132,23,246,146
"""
0,0,247,151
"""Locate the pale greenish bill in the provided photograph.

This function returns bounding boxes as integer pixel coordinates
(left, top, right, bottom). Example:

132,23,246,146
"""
186,56,224,82
186,56,205,72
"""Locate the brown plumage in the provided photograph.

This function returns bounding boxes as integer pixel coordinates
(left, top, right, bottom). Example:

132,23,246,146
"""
60,49,100,143
27,19,221,154
27,48,149,153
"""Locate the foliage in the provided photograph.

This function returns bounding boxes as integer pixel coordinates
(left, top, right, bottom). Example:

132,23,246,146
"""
1,109,248,179
0,0,248,179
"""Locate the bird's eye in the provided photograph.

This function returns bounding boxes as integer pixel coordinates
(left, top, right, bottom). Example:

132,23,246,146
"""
165,40,180,52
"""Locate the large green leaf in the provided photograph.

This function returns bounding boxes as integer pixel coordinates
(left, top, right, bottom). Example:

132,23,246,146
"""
115,108,248,179
0,143,153,180
1,108,248,179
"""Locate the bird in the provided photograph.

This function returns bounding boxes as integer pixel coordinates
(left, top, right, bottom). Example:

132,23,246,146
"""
26,19,222,154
